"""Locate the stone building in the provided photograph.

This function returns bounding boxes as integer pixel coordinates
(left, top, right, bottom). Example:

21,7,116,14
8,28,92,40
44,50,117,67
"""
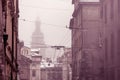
62,48,72,80
30,17,46,80
70,0,103,80
0,1,4,79
30,55,42,80
18,55,32,80
57,48,72,80
101,0,120,80
17,41,32,80
21,46,31,59
70,0,120,80
0,0,19,80
41,67,62,80
19,44,42,80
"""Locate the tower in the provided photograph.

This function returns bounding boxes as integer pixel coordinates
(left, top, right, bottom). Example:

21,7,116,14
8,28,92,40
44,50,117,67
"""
31,17,46,58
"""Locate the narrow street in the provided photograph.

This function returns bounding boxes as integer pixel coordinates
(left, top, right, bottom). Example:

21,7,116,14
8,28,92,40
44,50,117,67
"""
0,0,120,80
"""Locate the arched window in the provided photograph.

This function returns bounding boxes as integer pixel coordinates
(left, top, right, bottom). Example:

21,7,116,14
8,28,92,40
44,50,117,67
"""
25,50,28,54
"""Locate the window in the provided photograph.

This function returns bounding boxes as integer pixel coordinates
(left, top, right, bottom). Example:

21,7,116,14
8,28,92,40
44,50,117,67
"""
22,50,24,55
111,33,114,63
105,38,108,80
100,5,103,18
25,50,28,54
105,38,108,62
104,4,107,23
108,68,115,80
118,0,120,14
110,0,114,19
32,70,36,77
117,69,120,80
117,30,120,63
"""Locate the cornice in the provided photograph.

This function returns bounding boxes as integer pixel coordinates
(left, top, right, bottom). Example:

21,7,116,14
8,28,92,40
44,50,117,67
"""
72,2,101,17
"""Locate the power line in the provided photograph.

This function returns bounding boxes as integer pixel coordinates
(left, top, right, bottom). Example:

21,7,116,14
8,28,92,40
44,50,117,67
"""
63,32,71,46
20,4,73,11
51,46,65,62
59,32,71,47
58,27,71,47
62,35,71,45
19,19,68,29
59,31,69,45
64,39,71,46
61,37,70,47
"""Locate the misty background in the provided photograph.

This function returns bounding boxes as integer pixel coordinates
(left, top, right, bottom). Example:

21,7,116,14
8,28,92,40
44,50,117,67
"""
19,0,73,47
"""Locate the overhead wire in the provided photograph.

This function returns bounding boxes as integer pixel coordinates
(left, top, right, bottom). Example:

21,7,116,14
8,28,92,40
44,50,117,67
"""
63,36,71,46
19,2,73,64
56,28,83,60
64,39,71,47
57,39,70,57
55,29,71,59
58,26,71,47
19,18,68,29
55,32,68,59
61,32,70,45
19,19,71,61
58,31,69,45
63,31,71,46
20,4,72,11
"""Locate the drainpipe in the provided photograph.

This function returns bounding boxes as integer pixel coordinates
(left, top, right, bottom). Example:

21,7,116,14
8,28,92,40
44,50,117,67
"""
11,17,14,80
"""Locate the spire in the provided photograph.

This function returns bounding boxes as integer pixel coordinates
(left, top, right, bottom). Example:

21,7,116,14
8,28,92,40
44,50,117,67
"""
31,17,46,58
33,17,42,35
31,17,45,49
35,17,41,32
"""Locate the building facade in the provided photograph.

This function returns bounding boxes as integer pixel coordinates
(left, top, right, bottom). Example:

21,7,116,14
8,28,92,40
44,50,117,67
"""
62,48,72,80
21,46,31,59
70,0,104,80
70,0,120,80
17,41,32,80
41,67,62,80
30,55,42,80
0,0,19,80
18,55,32,80
101,0,120,80
0,0,4,79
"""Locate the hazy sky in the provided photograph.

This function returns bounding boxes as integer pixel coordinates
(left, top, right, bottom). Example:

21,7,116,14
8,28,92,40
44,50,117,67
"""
19,0,73,47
